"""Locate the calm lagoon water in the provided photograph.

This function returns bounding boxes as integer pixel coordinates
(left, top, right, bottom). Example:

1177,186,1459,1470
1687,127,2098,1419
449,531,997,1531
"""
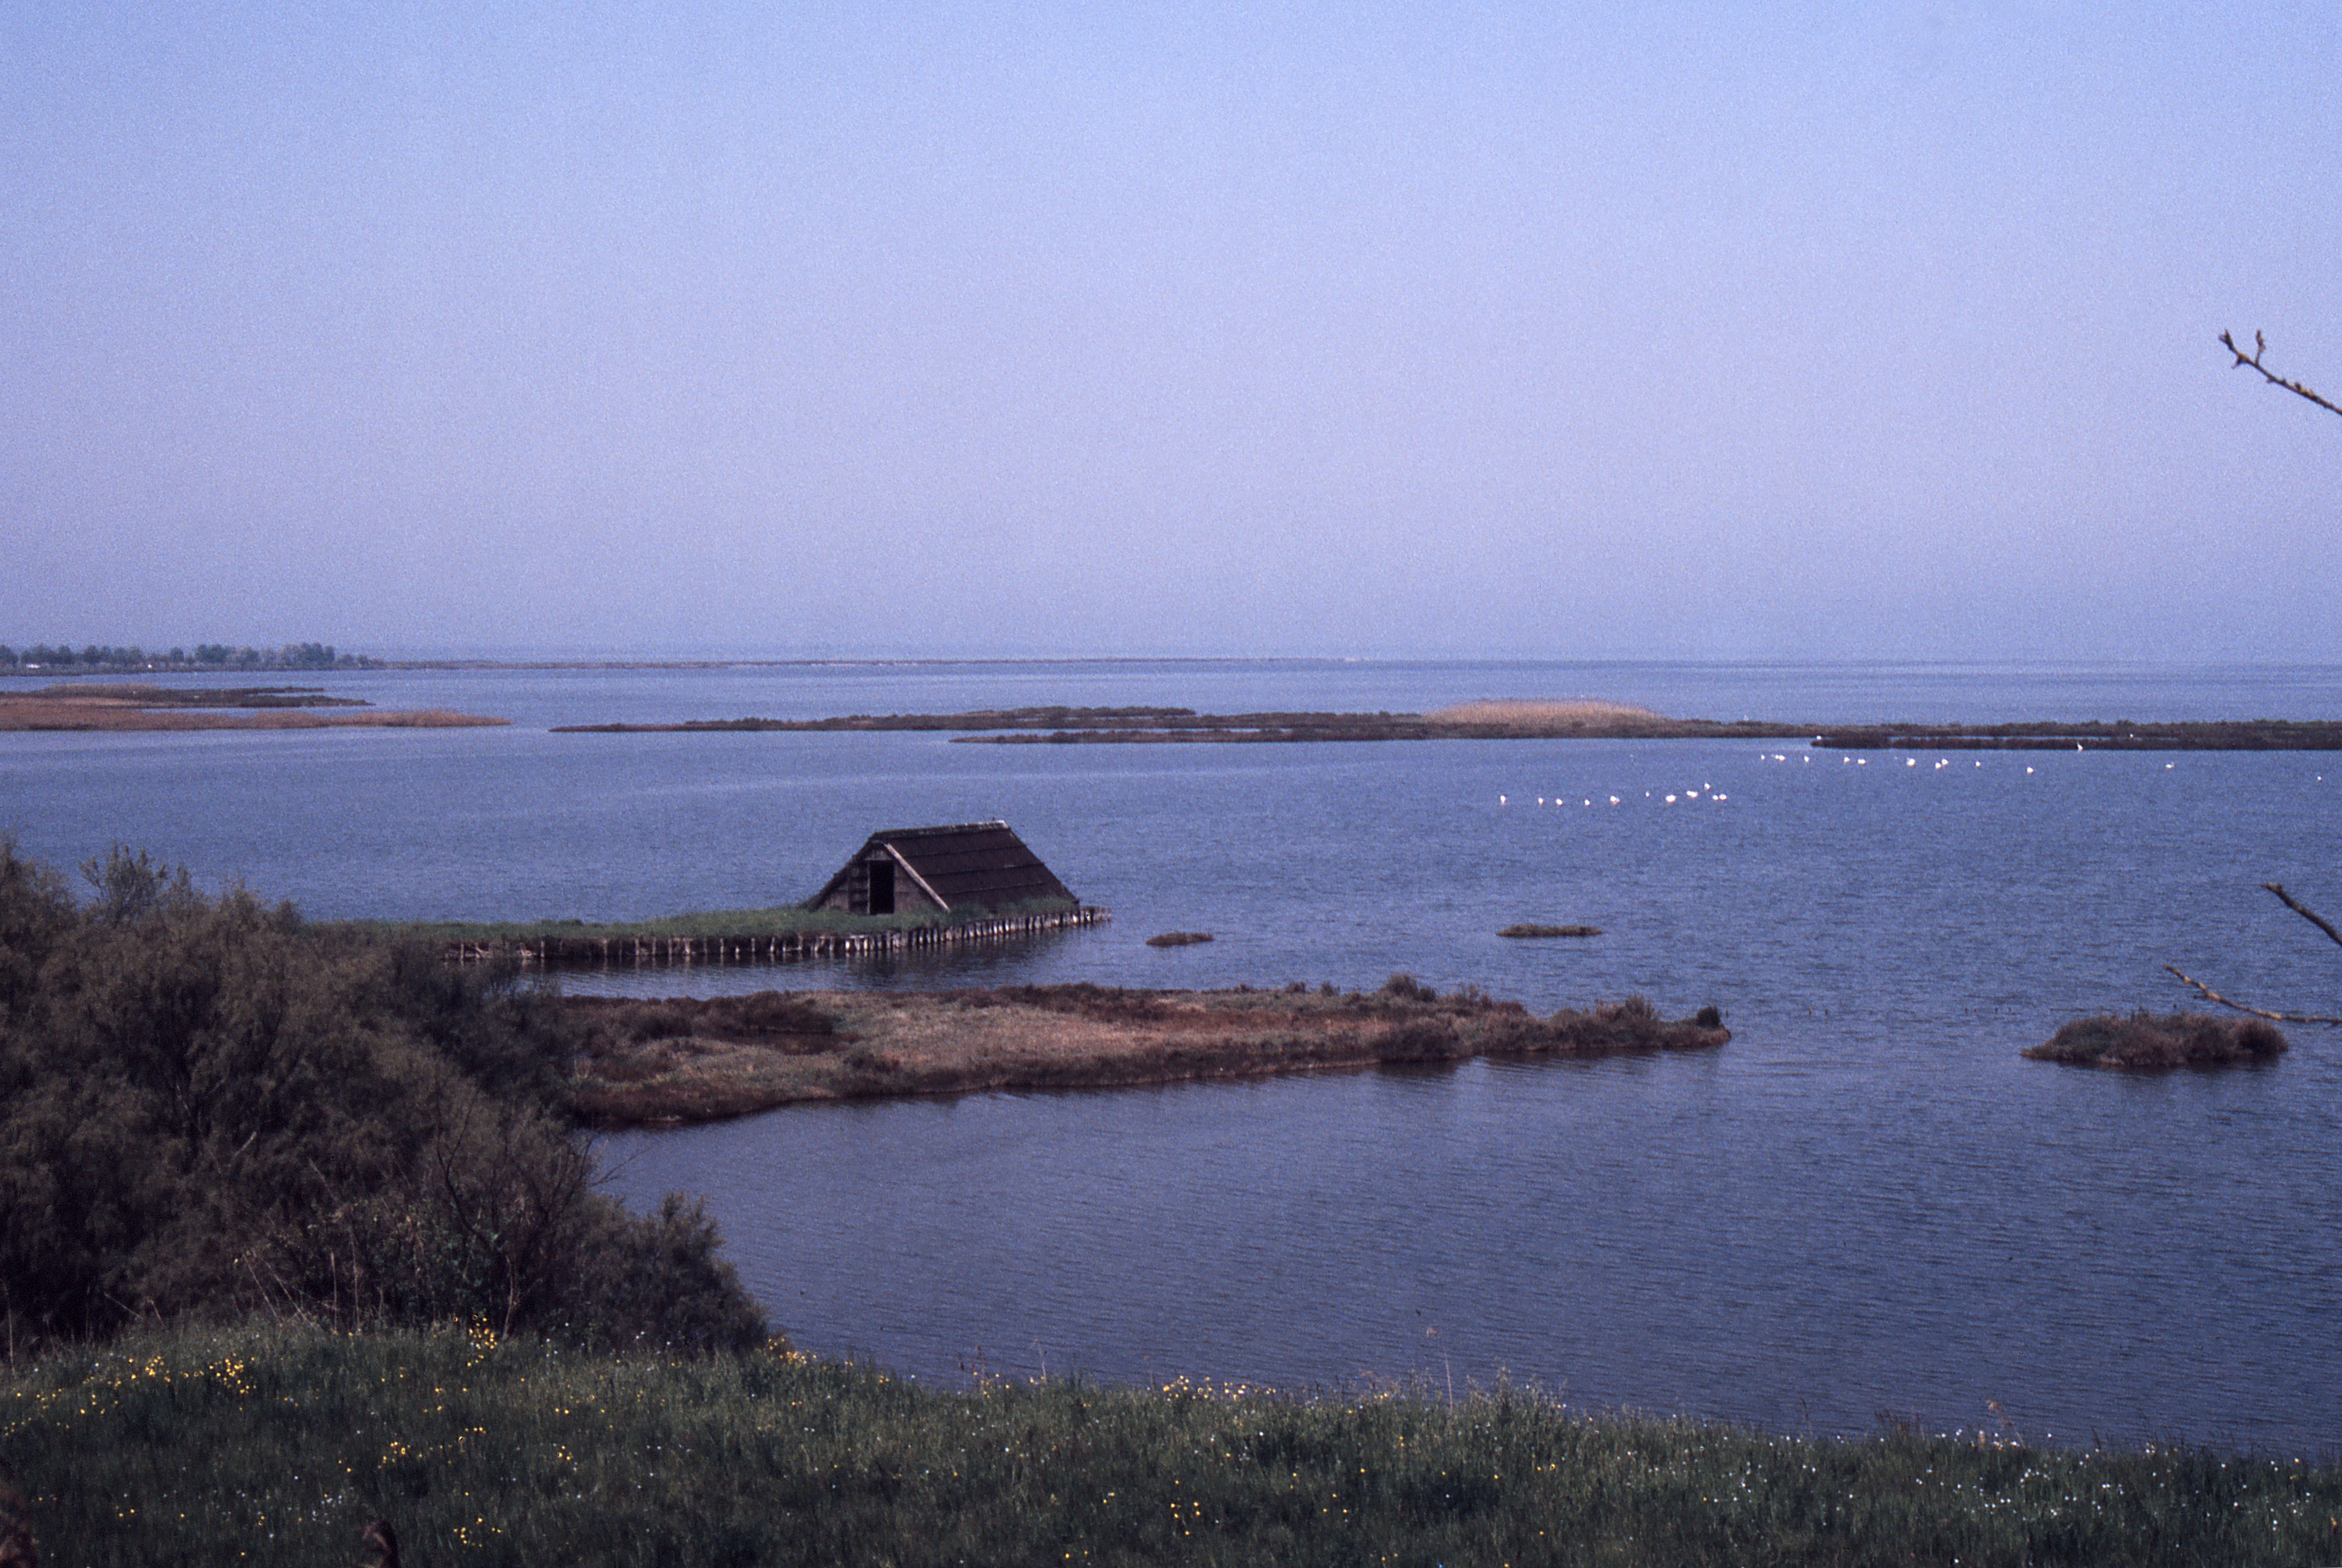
3,659,2338,1448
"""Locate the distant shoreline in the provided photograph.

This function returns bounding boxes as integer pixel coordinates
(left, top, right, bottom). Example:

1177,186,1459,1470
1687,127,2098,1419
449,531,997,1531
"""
12,675,2339,749
550,703,2342,750
376,656,1298,670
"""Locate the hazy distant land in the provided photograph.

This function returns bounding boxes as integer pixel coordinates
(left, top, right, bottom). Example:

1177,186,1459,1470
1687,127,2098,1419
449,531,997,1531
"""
555,697,2342,750
15,678,2337,745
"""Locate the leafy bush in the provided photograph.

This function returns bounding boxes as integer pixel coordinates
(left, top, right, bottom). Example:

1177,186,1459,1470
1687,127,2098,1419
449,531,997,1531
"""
0,842,766,1354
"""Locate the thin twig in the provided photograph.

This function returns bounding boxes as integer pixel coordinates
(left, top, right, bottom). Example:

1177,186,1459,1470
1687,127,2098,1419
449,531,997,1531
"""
2164,965,2342,1025
2263,882,2342,950
2221,330,2342,418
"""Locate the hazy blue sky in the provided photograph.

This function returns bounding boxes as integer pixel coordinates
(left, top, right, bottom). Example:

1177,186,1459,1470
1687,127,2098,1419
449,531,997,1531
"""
4,1,2337,659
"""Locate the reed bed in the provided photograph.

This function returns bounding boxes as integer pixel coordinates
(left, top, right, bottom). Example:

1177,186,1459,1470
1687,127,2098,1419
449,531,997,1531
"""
0,702,504,731
1428,698,1668,729
4,1325,2337,1566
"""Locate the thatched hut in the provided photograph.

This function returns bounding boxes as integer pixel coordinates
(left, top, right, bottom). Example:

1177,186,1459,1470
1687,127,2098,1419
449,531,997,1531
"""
806,821,1078,917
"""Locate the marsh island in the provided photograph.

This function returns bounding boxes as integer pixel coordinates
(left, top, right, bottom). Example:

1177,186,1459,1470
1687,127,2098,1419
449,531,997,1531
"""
554,699,2342,750
0,683,506,731
565,980,1729,1125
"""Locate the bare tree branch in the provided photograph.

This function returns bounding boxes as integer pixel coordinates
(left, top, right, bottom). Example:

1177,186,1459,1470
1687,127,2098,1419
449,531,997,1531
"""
2221,330,2342,418
2165,964,2342,1025
2263,882,2342,951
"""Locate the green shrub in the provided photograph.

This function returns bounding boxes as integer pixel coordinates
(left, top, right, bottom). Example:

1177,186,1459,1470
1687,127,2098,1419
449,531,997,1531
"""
0,842,765,1354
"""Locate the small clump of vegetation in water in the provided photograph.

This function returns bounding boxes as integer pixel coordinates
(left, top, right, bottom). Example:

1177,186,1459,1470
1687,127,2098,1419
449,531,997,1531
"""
4,1325,2340,1566
1145,930,1213,947
1498,922,1602,938
2025,1010,2289,1068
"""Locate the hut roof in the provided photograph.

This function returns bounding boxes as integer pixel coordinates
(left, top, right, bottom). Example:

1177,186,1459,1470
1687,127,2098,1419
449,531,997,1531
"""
809,821,1078,913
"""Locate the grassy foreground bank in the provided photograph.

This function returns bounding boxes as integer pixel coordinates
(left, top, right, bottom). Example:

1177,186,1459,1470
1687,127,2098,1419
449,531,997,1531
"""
5,1327,2337,1568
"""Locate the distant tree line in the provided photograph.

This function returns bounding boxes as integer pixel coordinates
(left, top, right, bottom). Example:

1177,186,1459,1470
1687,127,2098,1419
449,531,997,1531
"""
0,642,378,671
0,843,768,1355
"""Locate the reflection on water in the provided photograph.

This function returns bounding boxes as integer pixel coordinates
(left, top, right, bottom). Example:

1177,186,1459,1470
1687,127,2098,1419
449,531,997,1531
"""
599,1042,2341,1451
554,927,1101,997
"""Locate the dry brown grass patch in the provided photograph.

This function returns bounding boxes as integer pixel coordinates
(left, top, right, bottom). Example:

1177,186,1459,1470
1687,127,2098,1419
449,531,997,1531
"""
0,698,505,731
561,985,1730,1124
1428,699,1666,730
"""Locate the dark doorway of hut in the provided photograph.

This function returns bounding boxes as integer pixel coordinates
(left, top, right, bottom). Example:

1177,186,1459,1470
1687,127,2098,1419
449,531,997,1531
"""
867,860,895,915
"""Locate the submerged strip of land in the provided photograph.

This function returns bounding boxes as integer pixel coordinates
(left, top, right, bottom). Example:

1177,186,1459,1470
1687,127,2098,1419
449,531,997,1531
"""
553,698,2342,749
0,682,508,731
565,981,1728,1125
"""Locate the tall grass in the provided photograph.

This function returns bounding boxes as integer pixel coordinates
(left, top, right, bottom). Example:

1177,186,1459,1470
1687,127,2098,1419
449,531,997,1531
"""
5,1325,2337,1566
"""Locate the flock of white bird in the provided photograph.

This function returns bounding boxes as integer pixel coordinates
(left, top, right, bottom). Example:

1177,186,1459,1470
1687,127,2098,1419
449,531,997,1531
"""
1490,747,2272,809
1498,786,1731,808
